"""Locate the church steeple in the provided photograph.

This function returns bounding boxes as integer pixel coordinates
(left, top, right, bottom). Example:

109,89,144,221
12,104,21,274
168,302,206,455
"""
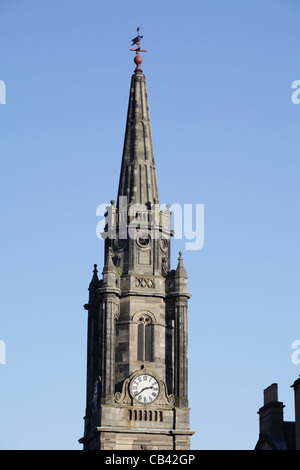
80,29,194,451
117,37,159,207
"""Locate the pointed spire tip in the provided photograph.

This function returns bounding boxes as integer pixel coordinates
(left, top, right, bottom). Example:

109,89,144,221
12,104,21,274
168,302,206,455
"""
175,251,188,278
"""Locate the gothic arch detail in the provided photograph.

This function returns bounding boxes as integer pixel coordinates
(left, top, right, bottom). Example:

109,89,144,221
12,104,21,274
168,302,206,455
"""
131,311,156,363
131,310,156,323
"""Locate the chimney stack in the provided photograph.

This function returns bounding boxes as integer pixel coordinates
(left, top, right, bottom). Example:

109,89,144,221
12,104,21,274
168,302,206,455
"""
257,383,285,443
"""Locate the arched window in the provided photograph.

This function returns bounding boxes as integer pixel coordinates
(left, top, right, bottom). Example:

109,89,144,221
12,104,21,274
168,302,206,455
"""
137,314,153,362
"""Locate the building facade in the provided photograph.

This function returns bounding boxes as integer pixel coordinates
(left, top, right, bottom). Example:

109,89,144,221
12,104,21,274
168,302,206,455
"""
79,37,194,450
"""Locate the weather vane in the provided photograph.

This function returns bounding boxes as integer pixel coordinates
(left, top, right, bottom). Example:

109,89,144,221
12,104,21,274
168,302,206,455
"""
130,27,147,72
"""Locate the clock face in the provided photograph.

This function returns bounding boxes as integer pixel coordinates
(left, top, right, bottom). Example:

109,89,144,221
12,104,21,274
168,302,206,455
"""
131,374,160,404
136,233,151,248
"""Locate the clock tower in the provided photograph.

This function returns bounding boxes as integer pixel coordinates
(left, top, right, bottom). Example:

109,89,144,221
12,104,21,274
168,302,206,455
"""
79,30,194,450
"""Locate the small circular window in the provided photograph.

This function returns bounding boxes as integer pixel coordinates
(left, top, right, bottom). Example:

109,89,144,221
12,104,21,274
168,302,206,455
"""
137,233,151,248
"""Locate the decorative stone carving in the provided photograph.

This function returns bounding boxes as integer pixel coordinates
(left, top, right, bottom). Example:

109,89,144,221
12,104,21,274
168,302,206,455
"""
160,237,168,252
115,378,131,405
131,310,156,324
114,234,127,251
135,277,155,288
162,256,169,276
114,366,175,407
156,380,175,406
114,302,120,320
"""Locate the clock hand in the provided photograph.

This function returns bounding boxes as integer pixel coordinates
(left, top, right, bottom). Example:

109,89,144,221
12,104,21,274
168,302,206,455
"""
134,386,154,397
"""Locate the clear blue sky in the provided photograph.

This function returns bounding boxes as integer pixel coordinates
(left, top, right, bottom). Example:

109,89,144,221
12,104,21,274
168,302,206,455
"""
0,0,299,450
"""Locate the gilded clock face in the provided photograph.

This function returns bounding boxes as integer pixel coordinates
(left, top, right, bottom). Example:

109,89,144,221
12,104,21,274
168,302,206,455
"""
131,374,160,404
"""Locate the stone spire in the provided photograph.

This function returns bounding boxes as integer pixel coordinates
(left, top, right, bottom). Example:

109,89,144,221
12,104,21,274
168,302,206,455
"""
102,247,118,288
89,263,99,285
175,251,188,279
174,251,189,295
87,264,100,303
117,42,159,208
81,29,194,450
